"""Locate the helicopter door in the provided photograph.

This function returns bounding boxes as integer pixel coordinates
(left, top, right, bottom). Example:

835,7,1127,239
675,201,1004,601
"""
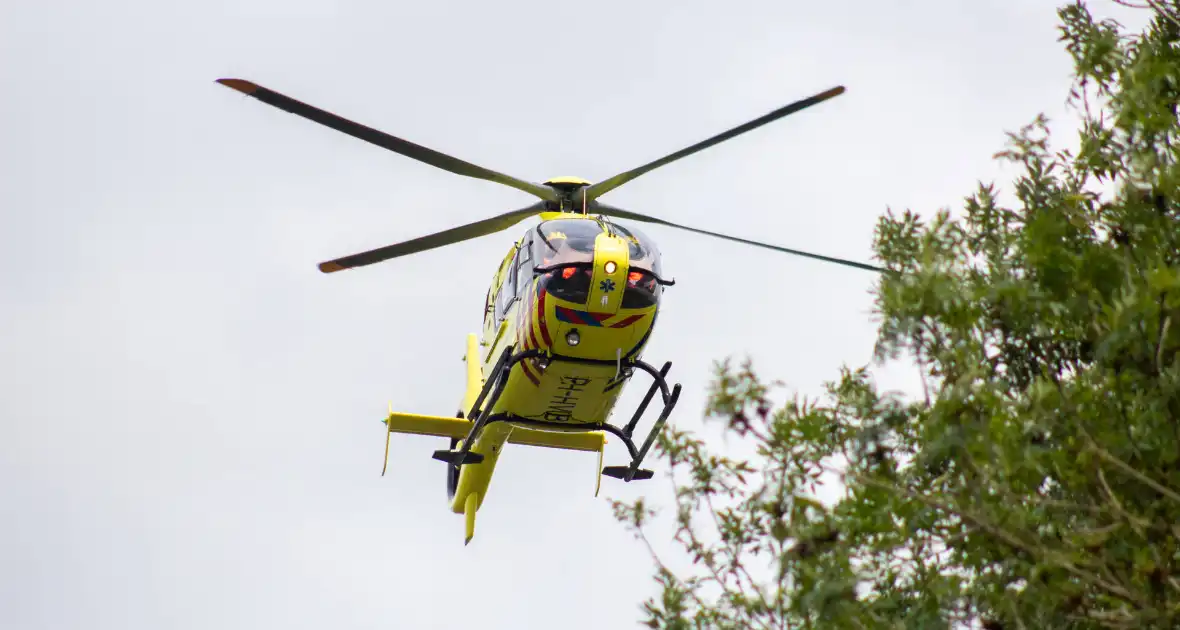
494,245,520,322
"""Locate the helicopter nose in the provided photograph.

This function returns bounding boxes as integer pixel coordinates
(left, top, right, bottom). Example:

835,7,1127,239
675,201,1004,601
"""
587,233,630,315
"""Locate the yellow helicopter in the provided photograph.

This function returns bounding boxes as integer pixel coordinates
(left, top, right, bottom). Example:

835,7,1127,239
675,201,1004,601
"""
216,78,882,544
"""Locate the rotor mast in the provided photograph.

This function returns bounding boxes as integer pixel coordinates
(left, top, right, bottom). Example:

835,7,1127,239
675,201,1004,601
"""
542,176,592,214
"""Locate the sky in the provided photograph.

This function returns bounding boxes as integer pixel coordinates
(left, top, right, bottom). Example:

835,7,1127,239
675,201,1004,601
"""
0,1,1151,628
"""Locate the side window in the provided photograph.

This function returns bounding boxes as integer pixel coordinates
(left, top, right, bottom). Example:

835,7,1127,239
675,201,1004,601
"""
515,234,533,296
495,246,520,319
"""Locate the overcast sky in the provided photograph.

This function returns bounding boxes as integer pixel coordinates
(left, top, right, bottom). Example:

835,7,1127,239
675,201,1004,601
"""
0,1,1150,628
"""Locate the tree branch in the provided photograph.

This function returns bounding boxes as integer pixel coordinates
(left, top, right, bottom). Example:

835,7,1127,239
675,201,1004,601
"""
1144,0,1180,29
847,471,1147,607
1089,443,1180,506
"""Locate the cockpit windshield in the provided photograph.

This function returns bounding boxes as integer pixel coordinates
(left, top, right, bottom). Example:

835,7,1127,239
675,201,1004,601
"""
531,217,663,277
533,218,600,268
609,221,662,277
532,217,665,308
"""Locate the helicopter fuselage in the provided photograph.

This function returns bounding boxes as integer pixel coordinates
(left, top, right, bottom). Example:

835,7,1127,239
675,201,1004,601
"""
446,212,666,513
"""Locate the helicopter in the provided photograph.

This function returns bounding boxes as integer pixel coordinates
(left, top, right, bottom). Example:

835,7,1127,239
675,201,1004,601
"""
216,78,882,544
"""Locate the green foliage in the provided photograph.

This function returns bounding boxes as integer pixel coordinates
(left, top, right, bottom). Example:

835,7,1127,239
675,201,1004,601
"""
613,2,1180,628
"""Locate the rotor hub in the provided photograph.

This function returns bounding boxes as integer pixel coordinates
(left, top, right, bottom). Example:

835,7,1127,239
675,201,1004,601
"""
543,176,591,190
543,176,593,212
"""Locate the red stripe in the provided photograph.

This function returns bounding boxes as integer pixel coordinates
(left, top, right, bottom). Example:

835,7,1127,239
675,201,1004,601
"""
521,279,537,349
537,290,552,347
520,360,540,385
610,314,645,328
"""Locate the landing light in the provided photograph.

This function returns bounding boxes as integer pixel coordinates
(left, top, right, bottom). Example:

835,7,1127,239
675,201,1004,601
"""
604,261,617,274
566,330,581,346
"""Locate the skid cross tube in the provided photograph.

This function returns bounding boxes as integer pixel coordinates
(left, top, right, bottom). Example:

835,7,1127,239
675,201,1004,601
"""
482,416,642,460
466,345,516,420
623,361,671,438
431,347,681,482
433,345,548,466
433,344,537,466
608,382,681,481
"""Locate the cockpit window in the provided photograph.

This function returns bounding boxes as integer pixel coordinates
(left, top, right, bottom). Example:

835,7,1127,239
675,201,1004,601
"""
533,219,601,268
532,218,663,278
609,222,662,277
531,217,665,308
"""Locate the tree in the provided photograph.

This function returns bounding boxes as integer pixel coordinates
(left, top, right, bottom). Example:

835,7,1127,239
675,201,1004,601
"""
612,2,1180,628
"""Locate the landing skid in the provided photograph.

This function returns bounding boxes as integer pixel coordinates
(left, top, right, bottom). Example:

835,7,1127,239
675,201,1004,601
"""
431,345,682,482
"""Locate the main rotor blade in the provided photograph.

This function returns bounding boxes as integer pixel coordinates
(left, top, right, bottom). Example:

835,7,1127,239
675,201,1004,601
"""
596,204,884,273
216,78,557,202
583,86,846,202
319,203,545,273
